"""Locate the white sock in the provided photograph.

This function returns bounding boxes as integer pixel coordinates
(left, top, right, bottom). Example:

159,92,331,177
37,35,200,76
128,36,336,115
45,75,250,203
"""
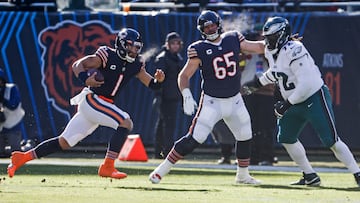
236,166,250,179
154,159,174,177
330,139,360,174
283,141,316,174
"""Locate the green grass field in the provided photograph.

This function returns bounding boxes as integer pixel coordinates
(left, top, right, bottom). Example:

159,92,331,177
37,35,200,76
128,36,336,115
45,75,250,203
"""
0,157,359,203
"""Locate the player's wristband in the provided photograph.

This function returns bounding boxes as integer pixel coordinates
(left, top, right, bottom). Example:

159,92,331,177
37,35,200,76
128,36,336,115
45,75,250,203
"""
78,71,89,84
148,78,162,90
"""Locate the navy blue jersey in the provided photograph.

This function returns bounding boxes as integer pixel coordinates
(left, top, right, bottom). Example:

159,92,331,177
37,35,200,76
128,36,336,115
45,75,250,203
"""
189,31,242,98
92,46,143,100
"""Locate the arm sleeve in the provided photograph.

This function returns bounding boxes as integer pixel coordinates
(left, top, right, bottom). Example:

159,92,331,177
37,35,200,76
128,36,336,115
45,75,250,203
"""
95,46,109,68
187,43,199,59
259,69,276,86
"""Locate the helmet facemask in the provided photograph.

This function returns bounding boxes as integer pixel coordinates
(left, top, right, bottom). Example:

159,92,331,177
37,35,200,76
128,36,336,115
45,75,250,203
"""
264,28,287,54
197,10,222,41
263,17,291,55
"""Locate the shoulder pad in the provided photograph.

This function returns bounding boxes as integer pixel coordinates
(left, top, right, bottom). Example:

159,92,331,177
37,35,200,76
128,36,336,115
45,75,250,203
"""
187,41,202,58
95,46,110,56
282,41,307,60
221,30,238,37
222,31,244,42
189,40,202,49
97,46,109,52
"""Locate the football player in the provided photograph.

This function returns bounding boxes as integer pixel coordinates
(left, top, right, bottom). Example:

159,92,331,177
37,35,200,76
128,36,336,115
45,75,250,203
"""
242,16,360,187
7,28,165,179
149,10,265,184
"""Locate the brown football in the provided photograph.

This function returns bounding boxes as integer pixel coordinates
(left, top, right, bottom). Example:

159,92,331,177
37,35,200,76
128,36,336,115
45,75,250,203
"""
87,68,104,82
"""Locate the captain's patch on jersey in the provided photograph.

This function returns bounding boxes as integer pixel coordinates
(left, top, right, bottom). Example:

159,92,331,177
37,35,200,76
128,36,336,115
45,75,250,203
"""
206,49,213,55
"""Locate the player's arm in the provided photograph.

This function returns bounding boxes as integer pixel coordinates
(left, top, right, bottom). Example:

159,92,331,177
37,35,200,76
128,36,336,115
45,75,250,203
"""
236,31,265,54
178,59,200,92
241,39,265,54
178,48,201,91
72,55,101,76
178,48,200,116
136,62,165,90
72,54,104,87
241,68,275,95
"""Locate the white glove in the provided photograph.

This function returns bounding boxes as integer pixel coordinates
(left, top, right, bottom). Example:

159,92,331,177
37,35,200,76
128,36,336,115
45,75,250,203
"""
181,88,198,116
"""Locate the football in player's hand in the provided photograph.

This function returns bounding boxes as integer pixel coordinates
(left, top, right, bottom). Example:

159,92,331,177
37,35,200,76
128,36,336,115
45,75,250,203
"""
87,68,104,82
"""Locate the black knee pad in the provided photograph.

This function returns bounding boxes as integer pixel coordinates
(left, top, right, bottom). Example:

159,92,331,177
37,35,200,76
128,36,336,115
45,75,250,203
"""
174,135,200,156
235,139,251,159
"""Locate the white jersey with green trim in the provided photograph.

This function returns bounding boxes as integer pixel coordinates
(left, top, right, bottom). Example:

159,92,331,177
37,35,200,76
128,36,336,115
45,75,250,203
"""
259,40,324,104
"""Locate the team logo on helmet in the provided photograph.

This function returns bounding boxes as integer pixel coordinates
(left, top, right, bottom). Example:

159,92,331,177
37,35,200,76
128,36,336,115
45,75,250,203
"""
38,20,116,118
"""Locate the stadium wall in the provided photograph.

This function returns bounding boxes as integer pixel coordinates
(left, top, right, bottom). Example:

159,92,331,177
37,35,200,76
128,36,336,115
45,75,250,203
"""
0,11,359,150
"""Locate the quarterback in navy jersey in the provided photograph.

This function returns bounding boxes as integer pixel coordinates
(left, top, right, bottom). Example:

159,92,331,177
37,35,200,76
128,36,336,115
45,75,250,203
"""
8,28,165,179
149,10,265,185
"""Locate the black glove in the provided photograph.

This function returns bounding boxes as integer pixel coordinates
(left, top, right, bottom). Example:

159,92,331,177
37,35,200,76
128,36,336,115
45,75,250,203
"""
0,108,5,123
274,100,292,118
241,77,262,95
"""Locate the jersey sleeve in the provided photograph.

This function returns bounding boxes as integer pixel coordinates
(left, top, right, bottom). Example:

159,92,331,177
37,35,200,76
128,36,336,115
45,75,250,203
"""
259,69,276,86
187,41,201,59
237,31,245,43
286,42,323,104
95,46,109,68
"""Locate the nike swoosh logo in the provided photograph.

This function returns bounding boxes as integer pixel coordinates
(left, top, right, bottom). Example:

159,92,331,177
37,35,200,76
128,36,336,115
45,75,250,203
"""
307,103,313,108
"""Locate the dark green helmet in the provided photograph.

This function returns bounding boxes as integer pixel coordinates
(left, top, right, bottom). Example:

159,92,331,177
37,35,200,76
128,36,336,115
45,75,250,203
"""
263,17,291,54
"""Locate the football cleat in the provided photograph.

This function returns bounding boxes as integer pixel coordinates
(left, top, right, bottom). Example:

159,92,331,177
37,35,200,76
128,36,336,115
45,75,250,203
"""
217,157,231,165
98,164,127,179
354,172,360,187
148,159,173,184
149,172,162,184
291,172,321,186
7,151,33,178
235,175,261,185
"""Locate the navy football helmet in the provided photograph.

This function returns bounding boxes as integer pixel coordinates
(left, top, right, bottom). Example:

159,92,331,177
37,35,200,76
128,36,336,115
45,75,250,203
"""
263,17,291,54
197,10,222,41
115,28,143,63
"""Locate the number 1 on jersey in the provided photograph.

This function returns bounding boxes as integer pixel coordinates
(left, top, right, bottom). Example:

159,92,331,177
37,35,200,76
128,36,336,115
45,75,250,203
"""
111,74,124,96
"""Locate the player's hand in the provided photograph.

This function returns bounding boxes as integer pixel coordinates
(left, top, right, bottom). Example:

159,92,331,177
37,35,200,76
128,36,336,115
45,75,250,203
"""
274,100,292,118
154,69,165,83
181,88,197,116
241,77,262,95
86,72,104,87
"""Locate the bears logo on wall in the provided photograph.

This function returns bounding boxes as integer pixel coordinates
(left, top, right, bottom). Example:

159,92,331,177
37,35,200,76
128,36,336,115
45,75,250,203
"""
38,20,116,118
